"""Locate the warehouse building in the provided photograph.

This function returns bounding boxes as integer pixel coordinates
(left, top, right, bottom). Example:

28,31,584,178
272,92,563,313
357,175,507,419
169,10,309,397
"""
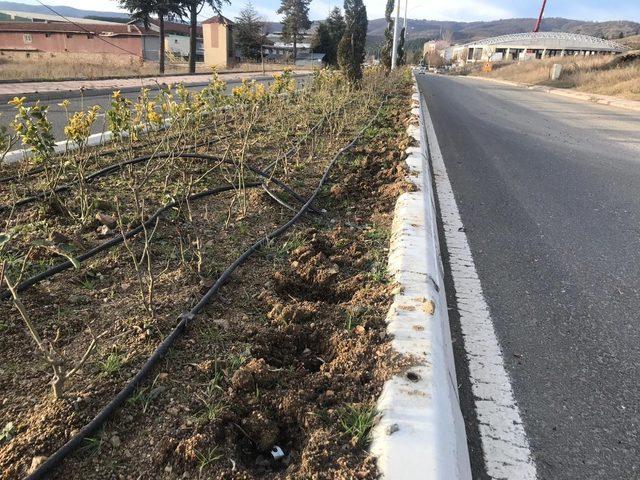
447,32,628,64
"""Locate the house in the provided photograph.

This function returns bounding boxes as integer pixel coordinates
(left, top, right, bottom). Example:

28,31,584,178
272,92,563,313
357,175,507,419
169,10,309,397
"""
294,52,325,67
129,18,203,61
0,21,159,60
263,30,312,60
202,15,234,69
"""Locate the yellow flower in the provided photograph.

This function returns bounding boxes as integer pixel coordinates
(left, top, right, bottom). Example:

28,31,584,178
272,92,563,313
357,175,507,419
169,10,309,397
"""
8,96,26,107
58,99,70,109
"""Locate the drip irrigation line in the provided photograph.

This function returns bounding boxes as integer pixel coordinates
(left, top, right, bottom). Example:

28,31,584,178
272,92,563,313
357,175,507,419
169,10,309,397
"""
0,182,262,301
24,94,388,480
1,108,331,213
0,125,234,186
0,152,298,213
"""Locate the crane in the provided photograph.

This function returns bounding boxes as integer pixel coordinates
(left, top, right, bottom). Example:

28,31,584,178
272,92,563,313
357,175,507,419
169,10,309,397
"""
533,0,548,32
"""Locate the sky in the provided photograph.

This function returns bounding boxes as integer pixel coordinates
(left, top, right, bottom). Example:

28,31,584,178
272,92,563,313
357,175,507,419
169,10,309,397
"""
19,0,640,23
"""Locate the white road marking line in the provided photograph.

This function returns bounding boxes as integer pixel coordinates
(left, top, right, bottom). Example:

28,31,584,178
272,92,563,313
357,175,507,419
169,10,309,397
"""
420,93,538,480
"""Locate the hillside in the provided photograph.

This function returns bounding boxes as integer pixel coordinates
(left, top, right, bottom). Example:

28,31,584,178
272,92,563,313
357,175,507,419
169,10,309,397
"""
0,0,129,19
368,17,640,45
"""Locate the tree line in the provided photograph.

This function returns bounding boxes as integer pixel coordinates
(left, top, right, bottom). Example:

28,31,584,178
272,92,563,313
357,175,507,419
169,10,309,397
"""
119,0,370,83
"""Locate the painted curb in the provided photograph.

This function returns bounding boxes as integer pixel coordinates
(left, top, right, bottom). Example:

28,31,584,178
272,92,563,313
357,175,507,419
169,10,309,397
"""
369,78,472,479
466,74,640,113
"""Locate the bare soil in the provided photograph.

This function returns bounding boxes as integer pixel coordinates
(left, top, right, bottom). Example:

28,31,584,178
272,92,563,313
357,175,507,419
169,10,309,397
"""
0,72,413,479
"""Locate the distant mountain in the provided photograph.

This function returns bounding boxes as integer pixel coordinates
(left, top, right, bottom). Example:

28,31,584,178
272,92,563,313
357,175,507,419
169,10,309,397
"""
368,17,640,45
0,1,128,19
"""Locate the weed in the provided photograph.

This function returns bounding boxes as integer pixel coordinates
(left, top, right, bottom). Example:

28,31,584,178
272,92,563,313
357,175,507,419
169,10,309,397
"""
98,351,123,376
196,446,223,474
337,404,377,446
78,428,104,457
127,375,165,414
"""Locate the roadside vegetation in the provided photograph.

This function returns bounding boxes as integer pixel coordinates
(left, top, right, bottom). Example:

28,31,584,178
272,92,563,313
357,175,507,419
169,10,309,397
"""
469,52,640,101
0,65,415,478
0,52,299,82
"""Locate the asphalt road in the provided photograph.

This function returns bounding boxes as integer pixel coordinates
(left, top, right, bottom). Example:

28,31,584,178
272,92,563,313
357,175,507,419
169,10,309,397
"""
416,74,640,479
0,76,306,144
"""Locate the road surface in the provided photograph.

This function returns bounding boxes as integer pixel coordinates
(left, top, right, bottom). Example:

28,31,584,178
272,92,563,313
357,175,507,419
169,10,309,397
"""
416,74,640,480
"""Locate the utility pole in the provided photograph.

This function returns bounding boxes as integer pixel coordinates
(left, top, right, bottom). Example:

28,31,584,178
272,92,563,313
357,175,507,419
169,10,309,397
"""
403,0,408,32
391,0,401,69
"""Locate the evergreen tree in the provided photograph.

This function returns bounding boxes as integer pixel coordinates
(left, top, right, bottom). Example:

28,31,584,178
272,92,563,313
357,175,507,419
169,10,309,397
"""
121,0,185,74
235,1,265,61
380,0,394,69
277,0,312,61
311,7,345,66
337,0,367,83
397,25,405,66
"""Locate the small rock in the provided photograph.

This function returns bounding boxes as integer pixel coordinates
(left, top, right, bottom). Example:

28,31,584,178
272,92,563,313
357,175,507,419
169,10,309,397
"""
96,212,117,229
354,325,366,335
96,225,111,237
110,435,121,448
69,294,91,305
28,456,48,474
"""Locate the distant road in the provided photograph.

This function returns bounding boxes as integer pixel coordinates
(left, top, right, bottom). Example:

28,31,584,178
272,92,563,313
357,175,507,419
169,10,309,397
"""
0,71,311,143
417,74,640,480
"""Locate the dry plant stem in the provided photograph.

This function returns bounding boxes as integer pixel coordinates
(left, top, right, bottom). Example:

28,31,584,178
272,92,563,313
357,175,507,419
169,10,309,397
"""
1,260,97,399
115,190,161,321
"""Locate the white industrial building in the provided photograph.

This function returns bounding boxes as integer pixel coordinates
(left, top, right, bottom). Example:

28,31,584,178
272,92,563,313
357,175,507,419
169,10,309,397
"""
445,32,628,64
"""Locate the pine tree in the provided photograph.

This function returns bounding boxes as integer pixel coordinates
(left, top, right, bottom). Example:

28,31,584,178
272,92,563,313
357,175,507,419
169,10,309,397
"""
235,1,265,61
121,0,185,74
277,0,312,61
337,0,367,83
380,0,394,69
311,7,345,67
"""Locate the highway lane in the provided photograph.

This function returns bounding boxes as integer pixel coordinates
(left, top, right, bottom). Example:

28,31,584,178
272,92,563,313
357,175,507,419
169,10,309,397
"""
0,75,309,144
416,74,640,479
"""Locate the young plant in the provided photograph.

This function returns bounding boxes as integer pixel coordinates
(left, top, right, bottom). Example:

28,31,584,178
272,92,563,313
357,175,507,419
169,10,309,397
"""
1,255,97,400
0,118,18,163
106,90,134,142
270,68,297,95
10,97,55,163
337,403,377,446
61,104,102,224
115,192,160,321
232,79,268,103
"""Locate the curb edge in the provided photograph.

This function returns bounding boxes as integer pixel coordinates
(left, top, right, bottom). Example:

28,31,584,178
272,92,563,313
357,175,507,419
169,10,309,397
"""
369,77,472,480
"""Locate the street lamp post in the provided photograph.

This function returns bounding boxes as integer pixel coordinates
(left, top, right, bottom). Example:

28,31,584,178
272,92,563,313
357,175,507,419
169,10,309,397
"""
391,0,401,69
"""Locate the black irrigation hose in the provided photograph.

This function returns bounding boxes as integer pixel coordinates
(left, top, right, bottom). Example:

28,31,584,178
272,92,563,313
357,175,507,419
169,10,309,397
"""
0,152,302,213
0,182,262,301
1,113,328,214
0,119,234,185
24,95,388,480
0,151,318,299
